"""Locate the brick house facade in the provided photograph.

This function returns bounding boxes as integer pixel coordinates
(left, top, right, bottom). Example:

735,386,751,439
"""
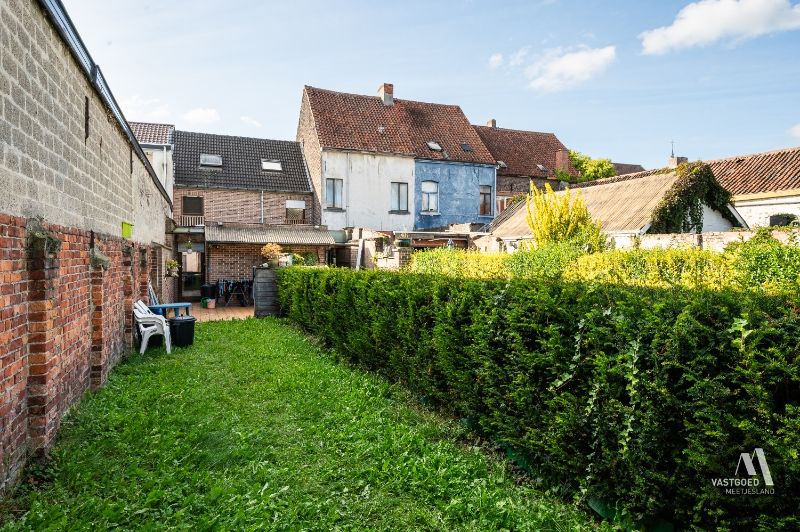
0,0,172,492
166,130,332,298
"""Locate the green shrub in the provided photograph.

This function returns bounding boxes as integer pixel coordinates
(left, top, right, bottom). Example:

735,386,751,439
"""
278,267,800,530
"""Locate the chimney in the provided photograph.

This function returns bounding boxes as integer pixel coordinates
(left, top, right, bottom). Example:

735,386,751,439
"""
378,83,393,106
486,118,497,128
555,149,569,173
668,155,688,168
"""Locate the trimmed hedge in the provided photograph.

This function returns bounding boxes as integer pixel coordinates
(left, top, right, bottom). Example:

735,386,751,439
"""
278,267,800,530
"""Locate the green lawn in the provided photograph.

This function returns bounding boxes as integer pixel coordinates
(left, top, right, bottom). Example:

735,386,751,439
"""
1,318,603,530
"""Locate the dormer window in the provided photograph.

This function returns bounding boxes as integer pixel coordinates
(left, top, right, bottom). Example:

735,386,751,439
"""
200,153,222,167
426,141,442,152
261,159,282,171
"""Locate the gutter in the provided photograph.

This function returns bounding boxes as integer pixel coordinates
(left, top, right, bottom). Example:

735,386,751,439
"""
36,0,172,207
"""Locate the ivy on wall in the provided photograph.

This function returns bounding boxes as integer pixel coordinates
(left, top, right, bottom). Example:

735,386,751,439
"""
648,162,739,234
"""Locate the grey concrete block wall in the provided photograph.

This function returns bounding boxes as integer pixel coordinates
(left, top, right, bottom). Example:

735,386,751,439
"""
0,0,170,244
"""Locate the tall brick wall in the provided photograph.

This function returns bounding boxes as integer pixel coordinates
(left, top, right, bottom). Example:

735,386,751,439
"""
207,243,327,281
0,0,170,493
296,90,324,223
0,215,154,493
173,188,317,226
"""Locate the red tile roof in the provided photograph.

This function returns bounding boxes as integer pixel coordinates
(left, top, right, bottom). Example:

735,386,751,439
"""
612,162,646,175
129,122,174,145
303,86,495,165
707,146,800,196
473,125,579,179
583,146,800,197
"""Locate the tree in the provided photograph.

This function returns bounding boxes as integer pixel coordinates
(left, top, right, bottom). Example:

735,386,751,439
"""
525,183,605,251
557,150,616,183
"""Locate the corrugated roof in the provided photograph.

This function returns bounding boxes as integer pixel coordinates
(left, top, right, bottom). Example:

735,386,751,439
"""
492,171,683,238
304,85,496,165
130,122,174,145
173,131,312,193
473,125,578,178
205,224,335,245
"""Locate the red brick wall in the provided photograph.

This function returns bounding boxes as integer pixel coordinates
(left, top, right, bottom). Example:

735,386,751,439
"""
0,214,29,490
207,243,327,281
173,188,318,226
0,215,154,493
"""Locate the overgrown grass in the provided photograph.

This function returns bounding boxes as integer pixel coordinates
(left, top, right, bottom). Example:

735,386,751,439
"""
1,319,602,530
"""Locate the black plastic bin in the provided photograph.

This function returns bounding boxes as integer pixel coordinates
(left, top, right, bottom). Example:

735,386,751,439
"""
169,315,197,348
200,284,216,300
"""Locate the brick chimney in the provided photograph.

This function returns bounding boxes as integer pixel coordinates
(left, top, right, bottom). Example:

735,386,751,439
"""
555,149,570,173
668,155,688,168
486,118,496,128
378,83,393,106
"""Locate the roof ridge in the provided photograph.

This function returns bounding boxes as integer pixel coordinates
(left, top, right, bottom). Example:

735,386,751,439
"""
706,144,800,164
304,85,463,109
474,124,557,137
129,121,174,128
175,130,299,145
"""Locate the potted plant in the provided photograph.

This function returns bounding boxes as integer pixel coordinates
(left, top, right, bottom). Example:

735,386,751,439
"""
260,243,283,268
185,239,193,253
165,258,179,277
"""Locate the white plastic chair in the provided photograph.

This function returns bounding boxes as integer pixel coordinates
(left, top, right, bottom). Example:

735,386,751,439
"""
133,305,172,354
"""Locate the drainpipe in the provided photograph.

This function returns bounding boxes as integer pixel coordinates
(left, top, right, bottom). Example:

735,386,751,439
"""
260,190,264,224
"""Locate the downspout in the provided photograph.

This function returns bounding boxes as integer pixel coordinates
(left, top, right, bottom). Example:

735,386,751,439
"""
260,190,265,224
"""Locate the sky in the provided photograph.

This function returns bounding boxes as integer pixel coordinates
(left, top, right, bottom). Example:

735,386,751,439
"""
63,0,800,169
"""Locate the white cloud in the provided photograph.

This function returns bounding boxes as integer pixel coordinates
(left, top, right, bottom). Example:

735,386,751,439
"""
240,115,262,128
182,108,220,127
789,123,800,138
488,53,503,69
526,45,616,91
121,95,171,123
640,0,800,55
509,46,531,67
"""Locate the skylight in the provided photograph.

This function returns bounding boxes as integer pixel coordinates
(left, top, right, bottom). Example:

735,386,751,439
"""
427,141,442,152
200,153,222,167
497,160,507,168
261,159,282,171
536,164,547,172
461,143,473,152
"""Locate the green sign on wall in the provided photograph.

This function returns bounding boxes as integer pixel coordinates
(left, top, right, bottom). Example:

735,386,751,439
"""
121,222,133,239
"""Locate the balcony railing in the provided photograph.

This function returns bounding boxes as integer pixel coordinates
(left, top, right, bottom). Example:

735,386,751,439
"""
284,217,307,225
180,215,205,227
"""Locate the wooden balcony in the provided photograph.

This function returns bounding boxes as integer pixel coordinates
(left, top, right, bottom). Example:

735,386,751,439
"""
179,215,205,227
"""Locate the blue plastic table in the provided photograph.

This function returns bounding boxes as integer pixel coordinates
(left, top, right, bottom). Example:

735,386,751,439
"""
148,303,192,317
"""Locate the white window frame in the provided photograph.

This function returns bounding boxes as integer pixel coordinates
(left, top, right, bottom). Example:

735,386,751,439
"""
421,181,439,213
390,182,409,212
325,178,343,209
199,153,222,167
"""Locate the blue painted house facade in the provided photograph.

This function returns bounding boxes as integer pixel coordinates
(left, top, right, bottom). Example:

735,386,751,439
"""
414,160,496,230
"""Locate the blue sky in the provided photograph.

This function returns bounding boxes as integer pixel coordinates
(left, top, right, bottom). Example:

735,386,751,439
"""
64,0,800,169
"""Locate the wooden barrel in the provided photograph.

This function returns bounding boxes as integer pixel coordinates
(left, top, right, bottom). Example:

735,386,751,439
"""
253,267,279,317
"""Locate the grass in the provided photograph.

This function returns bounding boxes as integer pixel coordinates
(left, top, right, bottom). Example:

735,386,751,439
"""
1,318,604,530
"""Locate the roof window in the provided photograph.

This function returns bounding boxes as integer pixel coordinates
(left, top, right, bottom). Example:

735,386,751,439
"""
461,143,473,152
427,141,442,152
536,164,547,172
200,153,222,167
261,159,282,171
497,160,507,168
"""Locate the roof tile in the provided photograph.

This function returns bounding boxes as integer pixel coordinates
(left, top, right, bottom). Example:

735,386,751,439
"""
304,86,495,165
129,121,174,145
173,131,312,193
473,125,578,178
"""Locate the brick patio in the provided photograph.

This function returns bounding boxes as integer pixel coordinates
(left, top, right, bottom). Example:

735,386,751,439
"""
192,305,254,322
